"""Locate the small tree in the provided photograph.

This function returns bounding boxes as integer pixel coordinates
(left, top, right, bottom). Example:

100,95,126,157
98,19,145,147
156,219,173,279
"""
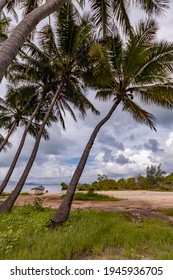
97,174,108,182
126,177,137,190
117,178,127,189
145,163,165,188
60,182,68,190
136,174,148,189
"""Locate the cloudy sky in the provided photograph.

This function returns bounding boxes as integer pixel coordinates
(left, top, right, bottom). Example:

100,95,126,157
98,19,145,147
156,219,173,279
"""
1,2,173,185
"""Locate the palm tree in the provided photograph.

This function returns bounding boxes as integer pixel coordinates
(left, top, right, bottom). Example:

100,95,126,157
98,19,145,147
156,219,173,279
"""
50,18,173,227
0,0,169,81
0,85,52,195
0,1,99,212
0,87,40,152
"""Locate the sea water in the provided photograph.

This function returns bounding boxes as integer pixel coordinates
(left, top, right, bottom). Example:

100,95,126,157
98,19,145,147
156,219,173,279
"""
4,183,62,193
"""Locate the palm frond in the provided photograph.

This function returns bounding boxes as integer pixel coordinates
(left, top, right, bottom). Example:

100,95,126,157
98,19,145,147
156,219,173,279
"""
90,0,112,37
0,134,12,152
38,24,59,57
95,89,114,101
89,43,113,87
135,84,173,108
56,98,77,123
133,18,158,44
123,19,158,81
131,40,173,85
113,0,133,35
56,1,78,55
122,97,156,130
20,0,42,15
62,78,100,117
25,120,49,140
102,34,123,80
136,0,169,15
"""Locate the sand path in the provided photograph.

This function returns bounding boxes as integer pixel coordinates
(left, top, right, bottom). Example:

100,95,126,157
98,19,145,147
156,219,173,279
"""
13,191,173,217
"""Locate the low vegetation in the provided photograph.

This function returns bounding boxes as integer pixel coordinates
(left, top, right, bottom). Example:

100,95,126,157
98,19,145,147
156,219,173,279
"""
74,164,173,192
0,205,173,260
157,208,173,216
62,192,120,201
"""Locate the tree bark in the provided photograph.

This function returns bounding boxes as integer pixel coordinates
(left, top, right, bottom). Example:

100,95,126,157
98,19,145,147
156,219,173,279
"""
0,121,15,152
0,81,64,213
50,98,121,227
0,0,65,82
0,97,43,194
0,0,8,13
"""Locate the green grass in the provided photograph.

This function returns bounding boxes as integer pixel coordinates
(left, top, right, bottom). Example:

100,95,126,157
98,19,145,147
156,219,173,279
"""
157,208,173,216
64,192,121,201
1,205,173,259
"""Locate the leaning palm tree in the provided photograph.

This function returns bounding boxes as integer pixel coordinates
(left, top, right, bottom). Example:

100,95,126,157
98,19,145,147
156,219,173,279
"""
0,1,99,212
0,86,41,152
0,0,169,81
0,84,52,195
50,18,173,227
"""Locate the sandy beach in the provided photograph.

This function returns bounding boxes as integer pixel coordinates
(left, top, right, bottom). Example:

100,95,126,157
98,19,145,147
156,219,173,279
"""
12,190,173,217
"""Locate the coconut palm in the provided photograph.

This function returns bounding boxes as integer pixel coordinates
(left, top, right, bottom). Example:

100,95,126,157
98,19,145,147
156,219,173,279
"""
0,0,169,81
0,84,52,195
50,18,173,227
0,1,99,212
0,86,41,152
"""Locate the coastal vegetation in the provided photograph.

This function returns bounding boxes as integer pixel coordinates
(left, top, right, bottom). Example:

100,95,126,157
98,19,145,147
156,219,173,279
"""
76,164,173,192
1,206,173,260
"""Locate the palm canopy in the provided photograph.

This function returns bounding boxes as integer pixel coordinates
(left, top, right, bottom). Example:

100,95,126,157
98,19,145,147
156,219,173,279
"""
4,0,44,17
7,0,99,124
89,0,169,37
88,18,173,130
0,86,49,142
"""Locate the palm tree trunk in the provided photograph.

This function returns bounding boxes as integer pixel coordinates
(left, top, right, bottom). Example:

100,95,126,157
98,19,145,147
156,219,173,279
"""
0,0,8,12
50,98,121,227
0,0,65,82
0,121,15,152
0,81,64,213
0,97,44,195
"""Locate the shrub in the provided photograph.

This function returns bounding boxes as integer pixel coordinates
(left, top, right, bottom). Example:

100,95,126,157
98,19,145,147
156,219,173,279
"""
60,182,68,190
77,183,91,191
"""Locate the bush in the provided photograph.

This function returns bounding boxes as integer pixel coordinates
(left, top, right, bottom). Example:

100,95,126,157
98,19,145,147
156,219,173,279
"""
60,182,68,190
96,179,119,190
77,183,91,191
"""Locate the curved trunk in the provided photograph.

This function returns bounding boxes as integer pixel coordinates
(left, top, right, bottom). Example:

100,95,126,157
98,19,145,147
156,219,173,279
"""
0,121,15,152
0,82,64,213
0,0,8,12
0,0,65,82
50,98,121,227
0,97,43,195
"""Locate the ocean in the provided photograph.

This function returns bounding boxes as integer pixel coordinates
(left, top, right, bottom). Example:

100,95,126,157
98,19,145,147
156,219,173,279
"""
4,183,63,193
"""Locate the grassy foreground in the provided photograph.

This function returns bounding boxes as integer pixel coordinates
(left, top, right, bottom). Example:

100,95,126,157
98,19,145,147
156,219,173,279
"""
0,205,173,260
